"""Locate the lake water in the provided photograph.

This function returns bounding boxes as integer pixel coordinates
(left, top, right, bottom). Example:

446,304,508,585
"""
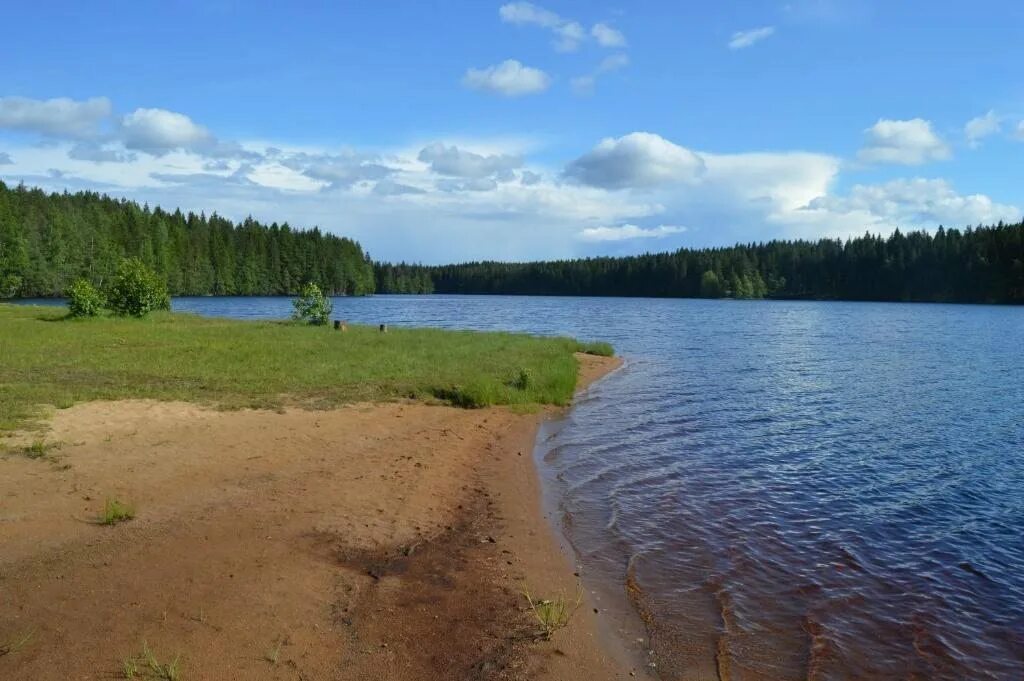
18,295,1024,679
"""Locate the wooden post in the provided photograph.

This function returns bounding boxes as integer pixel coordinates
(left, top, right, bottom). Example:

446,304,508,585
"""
379,323,388,333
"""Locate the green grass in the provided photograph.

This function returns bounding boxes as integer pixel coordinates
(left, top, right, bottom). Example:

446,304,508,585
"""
522,584,583,640
0,304,613,432
100,498,135,525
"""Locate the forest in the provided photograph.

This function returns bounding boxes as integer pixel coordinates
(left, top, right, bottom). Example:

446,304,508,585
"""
3,180,1023,304
377,222,1024,304
0,181,375,298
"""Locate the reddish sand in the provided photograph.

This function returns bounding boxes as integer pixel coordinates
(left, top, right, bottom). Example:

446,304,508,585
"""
0,354,650,680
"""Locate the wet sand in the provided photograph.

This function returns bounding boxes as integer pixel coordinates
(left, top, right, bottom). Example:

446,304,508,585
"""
0,353,641,680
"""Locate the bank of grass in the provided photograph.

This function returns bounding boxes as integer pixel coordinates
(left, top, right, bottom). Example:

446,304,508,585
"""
0,304,613,433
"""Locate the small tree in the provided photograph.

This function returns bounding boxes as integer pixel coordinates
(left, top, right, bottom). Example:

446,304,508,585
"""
107,258,171,317
292,282,332,325
66,278,105,317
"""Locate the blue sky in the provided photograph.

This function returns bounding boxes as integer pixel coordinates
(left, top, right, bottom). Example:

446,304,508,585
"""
1,1,1022,262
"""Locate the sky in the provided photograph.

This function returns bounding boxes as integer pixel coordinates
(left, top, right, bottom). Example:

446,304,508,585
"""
1,0,1023,263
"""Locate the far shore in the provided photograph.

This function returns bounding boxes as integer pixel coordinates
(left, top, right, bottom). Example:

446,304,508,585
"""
0,346,645,679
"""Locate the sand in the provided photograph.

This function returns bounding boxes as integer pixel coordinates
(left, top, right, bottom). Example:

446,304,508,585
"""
0,353,645,680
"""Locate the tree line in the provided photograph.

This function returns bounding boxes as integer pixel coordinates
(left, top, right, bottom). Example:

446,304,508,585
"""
3,179,1022,304
0,181,375,298
376,222,1024,304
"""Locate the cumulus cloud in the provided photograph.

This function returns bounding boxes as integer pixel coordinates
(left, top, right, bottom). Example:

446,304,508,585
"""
564,132,705,189
68,142,137,164
591,23,626,47
728,27,775,50
437,177,499,193
373,179,426,196
964,111,1002,147
0,96,112,139
805,178,1020,228
498,2,624,52
462,60,551,96
858,118,950,165
120,108,215,155
520,170,542,185
277,149,393,189
579,224,686,241
571,53,630,95
417,143,522,178
0,151,12,165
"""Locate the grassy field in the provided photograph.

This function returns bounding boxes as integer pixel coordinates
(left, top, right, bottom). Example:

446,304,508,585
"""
0,303,613,433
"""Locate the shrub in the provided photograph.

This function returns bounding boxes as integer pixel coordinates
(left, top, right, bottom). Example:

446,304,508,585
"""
107,258,170,317
292,282,332,325
67,278,105,317
100,498,135,525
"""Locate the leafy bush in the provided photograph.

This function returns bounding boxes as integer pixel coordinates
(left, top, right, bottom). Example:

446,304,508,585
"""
106,258,170,317
292,282,332,325
66,278,105,317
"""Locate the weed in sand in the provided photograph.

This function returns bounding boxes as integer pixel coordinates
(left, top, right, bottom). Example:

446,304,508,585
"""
121,656,138,679
140,641,182,680
20,439,61,460
100,498,135,525
0,629,35,657
522,584,583,640
264,640,283,665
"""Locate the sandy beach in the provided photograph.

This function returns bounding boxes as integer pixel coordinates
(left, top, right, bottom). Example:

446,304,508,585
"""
0,353,639,680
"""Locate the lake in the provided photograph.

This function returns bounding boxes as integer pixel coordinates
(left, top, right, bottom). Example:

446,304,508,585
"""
19,295,1024,679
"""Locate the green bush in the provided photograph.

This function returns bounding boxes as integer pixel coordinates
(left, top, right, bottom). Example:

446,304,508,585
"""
292,282,333,325
66,279,105,317
106,258,171,317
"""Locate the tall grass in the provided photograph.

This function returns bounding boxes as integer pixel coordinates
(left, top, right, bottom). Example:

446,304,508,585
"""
0,304,611,432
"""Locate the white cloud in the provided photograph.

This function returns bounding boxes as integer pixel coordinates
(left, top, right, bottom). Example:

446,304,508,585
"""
591,23,626,47
0,96,112,139
277,149,392,189
462,60,551,97
0,152,12,165
120,108,215,155
564,132,705,188
499,1,560,28
571,53,629,95
579,224,686,241
498,2,624,52
857,118,950,165
68,142,137,164
964,110,1002,147
417,143,522,177
728,26,775,50
373,179,426,196
2,103,1018,264
804,178,1020,229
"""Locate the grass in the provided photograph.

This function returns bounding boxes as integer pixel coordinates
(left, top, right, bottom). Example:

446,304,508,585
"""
0,629,35,657
19,439,62,459
522,584,583,640
264,640,283,665
0,304,613,432
137,641,182,680
100,498,135,525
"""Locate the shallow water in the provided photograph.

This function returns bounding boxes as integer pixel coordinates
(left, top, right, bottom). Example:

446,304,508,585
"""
16,295,1024,678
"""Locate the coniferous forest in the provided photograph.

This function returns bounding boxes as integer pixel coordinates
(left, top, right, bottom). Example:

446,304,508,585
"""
2,181,1023,304
0,181,375,298
377,222,1024,304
